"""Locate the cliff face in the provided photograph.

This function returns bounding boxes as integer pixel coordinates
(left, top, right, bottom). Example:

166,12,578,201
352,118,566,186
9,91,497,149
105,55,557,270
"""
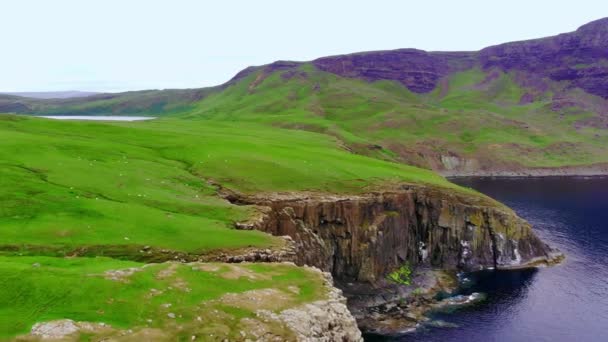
312,18,608,99
313,49,475,93
230,184,556,284
480,18,608,99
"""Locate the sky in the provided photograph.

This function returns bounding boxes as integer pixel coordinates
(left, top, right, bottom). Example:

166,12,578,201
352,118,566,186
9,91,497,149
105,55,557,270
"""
2,0,607,93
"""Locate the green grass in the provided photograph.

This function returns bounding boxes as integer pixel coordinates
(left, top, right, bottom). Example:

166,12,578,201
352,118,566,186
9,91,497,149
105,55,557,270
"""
0,117,276,256
0,256,324,339
0,114,468,257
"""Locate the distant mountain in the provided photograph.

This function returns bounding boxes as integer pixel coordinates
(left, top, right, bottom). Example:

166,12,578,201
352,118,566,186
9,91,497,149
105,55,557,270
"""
3,18,608,175
1,91,99,99
0,88,215,116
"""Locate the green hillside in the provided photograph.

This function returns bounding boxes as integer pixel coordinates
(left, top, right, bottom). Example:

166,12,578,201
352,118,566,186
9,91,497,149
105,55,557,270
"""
4,55,608,174
5,57,608,174
176,64,608,172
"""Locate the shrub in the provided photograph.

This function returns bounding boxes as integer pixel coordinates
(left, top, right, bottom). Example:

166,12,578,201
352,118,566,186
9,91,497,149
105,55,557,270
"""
387,263,412,285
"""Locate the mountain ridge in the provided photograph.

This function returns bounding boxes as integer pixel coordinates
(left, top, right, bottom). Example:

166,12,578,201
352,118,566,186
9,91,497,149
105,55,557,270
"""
4,17,608,111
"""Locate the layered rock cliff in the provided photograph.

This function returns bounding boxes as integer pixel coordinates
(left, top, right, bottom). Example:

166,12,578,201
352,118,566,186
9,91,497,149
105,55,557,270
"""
313,50,475,93
312,18,608,99
228,184,557,284
479,17,608,99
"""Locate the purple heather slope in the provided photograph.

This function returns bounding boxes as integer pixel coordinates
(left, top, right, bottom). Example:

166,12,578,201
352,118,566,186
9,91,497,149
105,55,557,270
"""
309,18,608,98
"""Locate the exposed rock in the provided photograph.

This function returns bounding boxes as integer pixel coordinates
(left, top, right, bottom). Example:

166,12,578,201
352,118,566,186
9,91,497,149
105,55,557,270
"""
224,183,562,335
230,184,559,285
346,268,455,334
442,162,608,177
313,49,475,93
29,320,112,340
30,320,79,339
220,288,291,311
311,18,608,100
257,267,362,342
103,267,142,282
215,236,297,264
480,18,608,98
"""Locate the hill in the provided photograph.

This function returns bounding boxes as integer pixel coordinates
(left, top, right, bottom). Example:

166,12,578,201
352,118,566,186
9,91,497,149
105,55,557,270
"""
185,18,608,175
0,88,213,117
4,18,608,175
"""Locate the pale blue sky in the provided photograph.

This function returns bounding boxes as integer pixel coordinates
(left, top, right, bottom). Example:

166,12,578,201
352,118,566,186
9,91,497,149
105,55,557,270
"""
2,0,607,92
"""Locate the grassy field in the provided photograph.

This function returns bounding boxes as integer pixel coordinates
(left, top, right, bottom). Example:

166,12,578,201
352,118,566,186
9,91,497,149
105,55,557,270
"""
0,116,277,257
0,256,325,340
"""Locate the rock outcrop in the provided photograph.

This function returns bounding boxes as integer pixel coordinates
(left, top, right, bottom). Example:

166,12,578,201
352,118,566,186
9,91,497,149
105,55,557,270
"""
226,184,561,335
313,49,475,93
312,18,608,99
257,266,363,342
479,17,608,99
229,184,558,284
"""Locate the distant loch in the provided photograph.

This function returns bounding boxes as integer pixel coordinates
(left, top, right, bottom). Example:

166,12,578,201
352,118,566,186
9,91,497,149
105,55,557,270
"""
37,115,155,121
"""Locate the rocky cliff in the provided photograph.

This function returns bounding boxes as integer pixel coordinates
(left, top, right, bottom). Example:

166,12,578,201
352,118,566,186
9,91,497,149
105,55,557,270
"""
479,17,608,99
257,266,363,342
313,50,475,93
228,184,558,284
313,18,608,99
226,184,561,334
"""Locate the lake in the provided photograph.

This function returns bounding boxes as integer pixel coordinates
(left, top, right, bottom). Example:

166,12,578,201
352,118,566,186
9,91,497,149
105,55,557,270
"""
37,115,155,121
376,177,608,342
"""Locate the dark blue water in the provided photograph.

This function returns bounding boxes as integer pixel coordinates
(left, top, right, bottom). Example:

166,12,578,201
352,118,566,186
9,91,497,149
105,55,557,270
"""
379,177,608,342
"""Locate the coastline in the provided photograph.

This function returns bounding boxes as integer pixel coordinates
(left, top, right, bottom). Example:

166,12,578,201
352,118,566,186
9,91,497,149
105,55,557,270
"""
346,253,564,336
441,164,608,178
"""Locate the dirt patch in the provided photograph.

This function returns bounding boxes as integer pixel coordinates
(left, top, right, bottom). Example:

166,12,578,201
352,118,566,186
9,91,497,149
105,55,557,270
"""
221,264,271,280
219,288,292,311
193,263,272,281
195,264,220,272
156,263,179,279
102,267,142,282
173,277,191,292
239,317,288,341
112,328,170,341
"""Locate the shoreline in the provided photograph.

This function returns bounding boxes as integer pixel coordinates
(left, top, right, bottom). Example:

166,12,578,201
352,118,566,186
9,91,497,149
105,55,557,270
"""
441,167,608,178
350,253,564,336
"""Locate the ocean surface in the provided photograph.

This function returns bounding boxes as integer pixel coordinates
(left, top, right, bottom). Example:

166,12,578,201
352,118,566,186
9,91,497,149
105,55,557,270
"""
375,177,608,342
37,115,154,121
